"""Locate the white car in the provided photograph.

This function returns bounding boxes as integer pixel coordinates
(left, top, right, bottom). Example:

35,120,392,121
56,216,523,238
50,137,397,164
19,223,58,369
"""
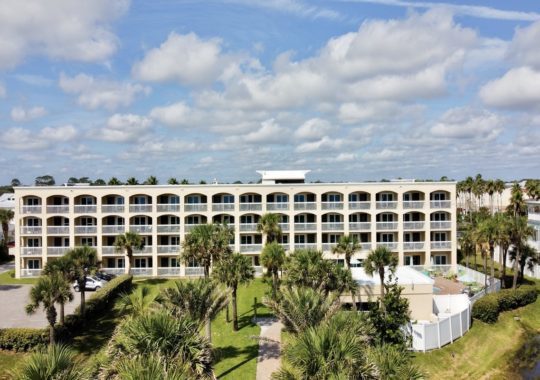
73,276,104,292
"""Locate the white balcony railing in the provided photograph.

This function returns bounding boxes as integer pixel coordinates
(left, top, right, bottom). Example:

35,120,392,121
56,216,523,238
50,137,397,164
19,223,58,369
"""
74,205,97,213
322,243,335,252
278,223,289,231
101,268,125,275
322,222,344,231
212,203,235,212
158,267,181,276
133,247,153,254
184,224,201,233
184,204,207,212
240,244,262,253
129,225,152,233
294,223,317,231
376,222,398,230
157,225,181,233
157,204,181,212
267,203,289,211
403,242,425,250
430,221,451,230
348,222,371,231
102,225,125,234
101,205,125,213
129,204,152,213
294,243,318,250
376,201,397,209
46,205,69,213
294,202,316,210
239,203,262,211
21,205,42,214
239,223,258,232
157,245,180,254
22,247,42,256
132,268,152,276
21,269,42,277
21,226,42,235
430,200,451,209
431,241,452,249
321,202,343,210
75,226,97,234
376,242,398,250
101,246,118,254
348,201,370,210
403,201,424,209
47,247,70,256
403,222,425,230
185,267,205,276
47,226,70,234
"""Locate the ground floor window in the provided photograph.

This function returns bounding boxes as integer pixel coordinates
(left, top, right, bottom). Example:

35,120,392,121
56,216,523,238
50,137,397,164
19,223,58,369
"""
434,255,447,265
405,255,421,266
27,259,40,269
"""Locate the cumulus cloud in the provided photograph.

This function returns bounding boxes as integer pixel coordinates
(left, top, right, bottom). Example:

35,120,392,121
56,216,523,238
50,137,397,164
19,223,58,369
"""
507,21,540,69
430,107,503,139
59,73,150,110
294,118,334,140
295,136,346,153
0,0,128,69
0,125,78,150
92,114,153,142
11,106,47,122
479,67,540,109
244,119,289,143
149,102,191,127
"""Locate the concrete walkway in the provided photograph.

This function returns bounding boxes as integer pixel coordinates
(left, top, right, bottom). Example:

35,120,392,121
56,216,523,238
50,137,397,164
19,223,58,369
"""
255,318,283,380
0,261,14,274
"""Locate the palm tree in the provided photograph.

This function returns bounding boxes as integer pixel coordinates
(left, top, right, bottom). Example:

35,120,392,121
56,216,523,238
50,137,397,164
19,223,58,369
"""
332,235,361,270
108,310,214,379
458,225,474,269
160,278,228,342
494,212,512,287
475,216,498,290
364,246,398,305
485,179,496,214
144,175,158,185
525,179,540,200
264,287,340,334
213,253,254,331
114,231,144,275
257,213,282,244
509,216,535,289
168,177,179,185
510,244,539,283
126,177,139,185
463,176,474,216
180,179,189,185
64,246,99,315
42,257,74,324
108,177,123,185
472,174,485,211
112,352,191,380
11,344,87,380
0,208,14,255
180,223,233,278
25,273,71,344
368,344,424,380
116,285,160,316
261,241,285,299
495,179,505,211
508,182,526,217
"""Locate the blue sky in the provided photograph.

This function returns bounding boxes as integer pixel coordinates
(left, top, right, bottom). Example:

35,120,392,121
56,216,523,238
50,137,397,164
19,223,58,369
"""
1,0,540,184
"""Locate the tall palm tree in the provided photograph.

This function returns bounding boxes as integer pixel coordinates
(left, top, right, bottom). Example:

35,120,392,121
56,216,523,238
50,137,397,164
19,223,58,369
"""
25,273,71,344
108,177,123,185
509,216,534,289
475,216,498,290
180,223,233,278
332,235,361,270
42,257,74,324
485,180,496,215
260,241,285,299
368,344,424,380
114,231,144,275
126,177,139,185
64,246,99,315
463,176,474,216
472,174,485,211
525,179,540,200
144,175,158,185
508,182,527,217
116,285,160,316
364,246,398,305
264,287,340,334
213,253,254,331
256,213,282,244
494,179,505,211
494,212,512,287
112,352,191,380
160,278,228,342
168,177,179,185
458,225,474,269
10,344,87,380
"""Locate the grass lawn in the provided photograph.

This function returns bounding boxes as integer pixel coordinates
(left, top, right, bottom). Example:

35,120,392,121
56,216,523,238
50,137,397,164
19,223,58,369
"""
0,351,27,379
0,270,37,285
413,280,540,379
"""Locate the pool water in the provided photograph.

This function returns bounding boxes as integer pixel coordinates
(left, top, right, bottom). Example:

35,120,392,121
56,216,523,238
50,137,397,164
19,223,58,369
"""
433,286,442,294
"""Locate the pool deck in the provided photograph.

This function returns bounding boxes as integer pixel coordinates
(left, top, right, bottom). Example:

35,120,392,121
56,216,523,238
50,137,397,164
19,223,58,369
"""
433,277,466,295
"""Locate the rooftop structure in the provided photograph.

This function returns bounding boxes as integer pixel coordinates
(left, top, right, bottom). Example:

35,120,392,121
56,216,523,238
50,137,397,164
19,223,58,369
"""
256,170,310,184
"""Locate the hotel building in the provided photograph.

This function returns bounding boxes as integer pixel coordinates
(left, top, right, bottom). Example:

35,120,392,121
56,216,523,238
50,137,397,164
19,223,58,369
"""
13,171,457,278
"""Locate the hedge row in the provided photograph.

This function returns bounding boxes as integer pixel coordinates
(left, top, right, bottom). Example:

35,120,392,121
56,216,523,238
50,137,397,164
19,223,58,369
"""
472,285,538,324
0,328,48,352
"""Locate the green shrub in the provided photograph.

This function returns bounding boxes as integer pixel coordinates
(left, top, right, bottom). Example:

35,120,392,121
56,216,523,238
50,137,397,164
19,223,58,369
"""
0,328,48,351
472,294,499,323
497,286,537,312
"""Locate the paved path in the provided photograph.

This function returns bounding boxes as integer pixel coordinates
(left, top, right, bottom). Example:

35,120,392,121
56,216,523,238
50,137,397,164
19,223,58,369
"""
255,318,283,380
0,261,14,274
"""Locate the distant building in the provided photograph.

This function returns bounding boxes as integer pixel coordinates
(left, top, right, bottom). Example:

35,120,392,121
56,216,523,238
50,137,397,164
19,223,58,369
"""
525,200,540,279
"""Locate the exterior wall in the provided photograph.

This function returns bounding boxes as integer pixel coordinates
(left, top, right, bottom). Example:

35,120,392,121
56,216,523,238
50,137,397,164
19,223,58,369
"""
526,201,540,279
13,181,457,278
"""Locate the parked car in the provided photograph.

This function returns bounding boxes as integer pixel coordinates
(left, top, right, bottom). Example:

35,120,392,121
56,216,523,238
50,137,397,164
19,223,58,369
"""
94,271,115,282
73,276,104,292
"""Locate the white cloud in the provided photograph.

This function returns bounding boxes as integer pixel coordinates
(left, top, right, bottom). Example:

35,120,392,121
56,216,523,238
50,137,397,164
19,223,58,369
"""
0,125,78,150
294,118,334,140
14,74,54,87
149,102,191,127
59,73,150,110
223,0,341,20
133,32,229,86
295,136,345,153
11,106,47,122
479,67,540,109
338,101,424,124
244,119,288,143
0,83,5,98
508,21,540,69
0,0,128,69
39,125,78,142
430,107,503,139
118,138,199,160
92,114,153,142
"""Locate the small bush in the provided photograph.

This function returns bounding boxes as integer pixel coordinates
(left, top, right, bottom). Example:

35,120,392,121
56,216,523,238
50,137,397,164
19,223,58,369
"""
472,294,499,323
0,328,48,351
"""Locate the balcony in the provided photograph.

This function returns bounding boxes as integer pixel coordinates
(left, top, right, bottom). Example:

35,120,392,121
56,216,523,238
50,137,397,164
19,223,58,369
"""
129,204,152,213
430,200,451,209
129,225,152,233
239,244,262,253
75,226,97,234
294,223,316,231
239,223,258,232
157,204,181,212
294,243,318,250
102,225,125,234
348,201,370,210
431,241,452,250
321,202,343,210
101,246,118,254
22,247,42,256
322,222,344,231
158,267,181,276
21,269,42,278
132,268,152,276
322,243,335,252
267,202,289,211
157,225,181,233
47,247,70,256
278,223,289,232
47,226,70,234
403,242,425,250
376,201,397,210
74,205,97,213
376,242,398,250
184,224,201,233
349,222,371,231
212,203,235,212
21,205,42,214
101,205,125,213
430,221,451,230
403,201,424,209
294,202,316,211
21,226,42,235
403,222,425,230
101,268,125,275
239,203,262,211
157,245,180,254
133,247,153,254
46,205,69,213
376,222,398,230
185,267,204,276
184,204,207,212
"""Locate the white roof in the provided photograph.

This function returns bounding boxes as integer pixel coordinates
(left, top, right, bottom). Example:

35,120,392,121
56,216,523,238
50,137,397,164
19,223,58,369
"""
256,170,310,181
0,193,15,209
351,266,434,286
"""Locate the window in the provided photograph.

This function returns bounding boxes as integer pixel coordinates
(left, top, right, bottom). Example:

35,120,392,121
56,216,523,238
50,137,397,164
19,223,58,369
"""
294,194,305,202
133,216,148,225
434,255,447,265
240,215,254,224
328,234,341,243
27,238,40,247
294,235,306,244
169,195,180,204
222,195,234,203
27,259,40,269
432,192,447,201
275,194,288,203
80,196,95,205
27,218,40,226
433,232,447,241
405,255,421,265
187,195,201,204
328,194,341,202
379,213,395,222
241,235,253,244
80,217,95,226
26,197,40,206
81,237,95,246
380,233,394,242
379,193,394,202
349,193,358,202
118,259,125,268
133,196,148,205
432,212,447,221
135,258,147,268
327,214,342,223
170,236,180,245
294,214,306,223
